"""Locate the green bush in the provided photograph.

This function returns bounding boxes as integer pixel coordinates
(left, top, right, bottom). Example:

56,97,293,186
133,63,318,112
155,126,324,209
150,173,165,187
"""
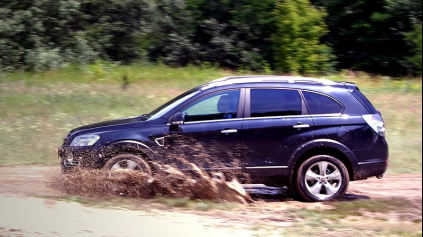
272,0,334,74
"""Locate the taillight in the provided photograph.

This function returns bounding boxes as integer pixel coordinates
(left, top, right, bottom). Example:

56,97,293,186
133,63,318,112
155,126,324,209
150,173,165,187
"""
362,114,386,137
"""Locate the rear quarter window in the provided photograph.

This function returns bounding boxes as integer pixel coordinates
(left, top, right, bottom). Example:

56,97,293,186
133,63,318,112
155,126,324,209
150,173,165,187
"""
303,91,344,115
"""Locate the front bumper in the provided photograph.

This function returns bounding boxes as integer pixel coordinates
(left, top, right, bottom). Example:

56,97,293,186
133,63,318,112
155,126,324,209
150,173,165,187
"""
58,145,104,172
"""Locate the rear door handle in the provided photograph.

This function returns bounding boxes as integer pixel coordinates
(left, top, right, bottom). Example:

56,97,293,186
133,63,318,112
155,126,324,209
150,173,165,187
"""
293,123,311,129
221,129,238,134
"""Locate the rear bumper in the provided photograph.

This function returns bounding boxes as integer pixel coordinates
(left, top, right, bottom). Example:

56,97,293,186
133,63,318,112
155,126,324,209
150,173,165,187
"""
353,160,389,181
351,135,389,180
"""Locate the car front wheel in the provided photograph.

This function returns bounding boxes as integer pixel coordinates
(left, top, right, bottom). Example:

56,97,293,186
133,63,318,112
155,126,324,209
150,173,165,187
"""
104,154,152,176
296,155,349,202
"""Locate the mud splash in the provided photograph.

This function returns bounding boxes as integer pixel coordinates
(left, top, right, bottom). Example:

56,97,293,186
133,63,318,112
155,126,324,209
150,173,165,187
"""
57,163,253,204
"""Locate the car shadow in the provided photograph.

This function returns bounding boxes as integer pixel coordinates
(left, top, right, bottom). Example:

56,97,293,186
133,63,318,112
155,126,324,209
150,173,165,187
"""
243,184,371,202
342,193,371,201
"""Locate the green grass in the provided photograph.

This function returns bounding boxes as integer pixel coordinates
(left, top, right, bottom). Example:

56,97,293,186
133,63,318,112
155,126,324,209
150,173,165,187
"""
0,64,421,174
328,198,416,216
280,198,422,237
288,198,421,222
0,63,230,166
243,197,422,237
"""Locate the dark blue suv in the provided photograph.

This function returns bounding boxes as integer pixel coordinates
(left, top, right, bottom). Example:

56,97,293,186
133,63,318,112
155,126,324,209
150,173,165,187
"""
59,76,389,202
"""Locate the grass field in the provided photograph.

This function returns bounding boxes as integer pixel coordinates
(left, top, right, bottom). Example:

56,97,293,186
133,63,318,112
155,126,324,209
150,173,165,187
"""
0,63,421,174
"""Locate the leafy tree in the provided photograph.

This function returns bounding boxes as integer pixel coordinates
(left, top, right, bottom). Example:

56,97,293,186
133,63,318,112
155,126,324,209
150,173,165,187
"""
406,24,422,75
186,0,277,70
386,0,422,75
0,6,26,71
272,0,333,74
312,0,422,75
0,0,154,71
0,0,97,71
78,0,155,63
148,0,198,66
1,0,420,75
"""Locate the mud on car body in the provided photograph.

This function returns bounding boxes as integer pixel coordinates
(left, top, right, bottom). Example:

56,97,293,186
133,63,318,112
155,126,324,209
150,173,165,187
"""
59,76,389,202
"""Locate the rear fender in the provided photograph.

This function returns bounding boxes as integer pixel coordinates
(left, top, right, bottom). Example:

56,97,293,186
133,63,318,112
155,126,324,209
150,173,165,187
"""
288,139,359,183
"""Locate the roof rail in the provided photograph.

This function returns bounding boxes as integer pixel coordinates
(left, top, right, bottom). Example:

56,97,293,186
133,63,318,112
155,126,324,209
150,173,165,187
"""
207,75,337,87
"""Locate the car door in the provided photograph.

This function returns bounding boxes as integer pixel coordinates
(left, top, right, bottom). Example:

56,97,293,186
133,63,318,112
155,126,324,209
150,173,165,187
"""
241,88,314,180
163,89,246,172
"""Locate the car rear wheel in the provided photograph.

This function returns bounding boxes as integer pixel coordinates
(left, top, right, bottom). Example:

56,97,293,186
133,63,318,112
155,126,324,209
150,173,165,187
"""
296,155,349,202
104,154,152,175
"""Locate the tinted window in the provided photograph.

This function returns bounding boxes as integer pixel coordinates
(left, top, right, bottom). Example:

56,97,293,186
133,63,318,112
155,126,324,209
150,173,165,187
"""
182,90,240,122
147,89,200,120
250,89,302,117
303,91,343,114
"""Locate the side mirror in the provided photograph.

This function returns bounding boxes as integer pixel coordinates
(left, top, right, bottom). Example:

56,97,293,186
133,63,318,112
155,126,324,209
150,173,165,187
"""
170,112,185,125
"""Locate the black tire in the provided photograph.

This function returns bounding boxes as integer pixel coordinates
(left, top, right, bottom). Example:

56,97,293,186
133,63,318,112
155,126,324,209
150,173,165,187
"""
103,154,152,175
296,155,349,202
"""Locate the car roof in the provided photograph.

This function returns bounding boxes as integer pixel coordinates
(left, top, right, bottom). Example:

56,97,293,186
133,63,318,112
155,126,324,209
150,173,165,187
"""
199,75,348,91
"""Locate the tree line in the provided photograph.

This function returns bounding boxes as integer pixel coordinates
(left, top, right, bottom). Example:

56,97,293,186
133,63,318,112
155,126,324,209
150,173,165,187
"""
0,0,421,75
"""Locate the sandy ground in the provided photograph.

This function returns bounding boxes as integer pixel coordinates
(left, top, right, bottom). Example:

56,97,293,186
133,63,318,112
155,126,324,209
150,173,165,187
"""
0,166,421,237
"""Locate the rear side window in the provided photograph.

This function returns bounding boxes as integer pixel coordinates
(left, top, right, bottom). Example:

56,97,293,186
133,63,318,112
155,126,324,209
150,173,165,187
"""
250,89,302,117
303,91,343,115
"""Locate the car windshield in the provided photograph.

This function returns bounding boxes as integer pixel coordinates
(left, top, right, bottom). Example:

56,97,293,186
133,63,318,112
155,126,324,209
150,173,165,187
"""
144,88,200,121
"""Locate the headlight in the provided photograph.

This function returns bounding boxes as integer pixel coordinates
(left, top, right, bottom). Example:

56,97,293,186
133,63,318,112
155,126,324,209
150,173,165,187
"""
70,135,100,147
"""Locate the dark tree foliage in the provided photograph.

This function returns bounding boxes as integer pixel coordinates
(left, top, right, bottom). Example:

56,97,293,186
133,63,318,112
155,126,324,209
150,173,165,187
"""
148,0,198,66
406,24,422,75
312,0,422,75
186,0,277,70
0,0,421,75
0,0,75,70
0,0,154,71
78,0,154,62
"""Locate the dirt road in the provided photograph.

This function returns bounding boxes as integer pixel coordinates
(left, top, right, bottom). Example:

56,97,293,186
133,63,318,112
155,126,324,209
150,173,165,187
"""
0,166,421,237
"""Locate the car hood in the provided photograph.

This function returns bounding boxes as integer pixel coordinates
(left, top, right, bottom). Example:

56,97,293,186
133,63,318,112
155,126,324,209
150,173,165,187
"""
69,116,144,136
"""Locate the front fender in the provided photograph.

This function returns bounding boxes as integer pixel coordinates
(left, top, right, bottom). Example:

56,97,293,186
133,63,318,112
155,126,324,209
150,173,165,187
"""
101,140,158,162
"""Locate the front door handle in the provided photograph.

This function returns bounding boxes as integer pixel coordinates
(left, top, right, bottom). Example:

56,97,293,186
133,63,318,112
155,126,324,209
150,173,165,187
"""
221,129,238,134
293,123,311,129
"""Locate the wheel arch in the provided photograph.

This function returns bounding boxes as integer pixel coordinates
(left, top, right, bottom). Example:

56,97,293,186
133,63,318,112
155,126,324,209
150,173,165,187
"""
101,140,158,166
289,139,359,184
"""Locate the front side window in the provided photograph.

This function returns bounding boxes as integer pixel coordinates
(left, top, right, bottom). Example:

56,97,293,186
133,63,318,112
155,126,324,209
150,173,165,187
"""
250,89,303,117
182,90,240,122
303,91,343,114
147,89,200,120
